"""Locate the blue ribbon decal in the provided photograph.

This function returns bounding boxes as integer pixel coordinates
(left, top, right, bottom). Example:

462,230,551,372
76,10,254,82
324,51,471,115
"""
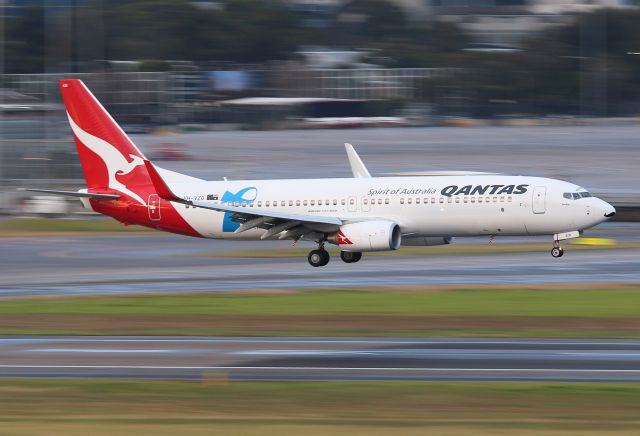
220,187,258,232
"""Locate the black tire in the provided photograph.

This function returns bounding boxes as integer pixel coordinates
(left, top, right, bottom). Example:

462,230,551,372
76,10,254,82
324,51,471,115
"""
319,249,330,266
551,247,564,258
308,249,330,267
340,251,362,263
308,250,324,267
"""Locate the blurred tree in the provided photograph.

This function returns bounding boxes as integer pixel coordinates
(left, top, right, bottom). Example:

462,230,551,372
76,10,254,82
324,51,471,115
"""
103,0,300,63
4,6,45,74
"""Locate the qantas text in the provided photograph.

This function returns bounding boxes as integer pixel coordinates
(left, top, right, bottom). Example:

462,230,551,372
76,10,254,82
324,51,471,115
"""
441,184,529,197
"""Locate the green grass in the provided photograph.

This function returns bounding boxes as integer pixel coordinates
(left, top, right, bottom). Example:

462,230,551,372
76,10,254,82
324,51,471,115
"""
2,286,639,318
2,285,640,337
1,380,640,435
0,218,151,236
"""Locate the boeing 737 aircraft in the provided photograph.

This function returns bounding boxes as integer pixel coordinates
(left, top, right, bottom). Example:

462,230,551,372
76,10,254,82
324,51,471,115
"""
26,79,616,267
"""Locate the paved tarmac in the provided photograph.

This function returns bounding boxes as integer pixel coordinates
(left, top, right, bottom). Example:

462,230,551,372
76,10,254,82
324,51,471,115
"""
1,223,639,297
2,337,640,381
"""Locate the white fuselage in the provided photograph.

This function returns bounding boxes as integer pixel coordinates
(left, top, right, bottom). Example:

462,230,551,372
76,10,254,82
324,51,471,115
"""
165,175,614,241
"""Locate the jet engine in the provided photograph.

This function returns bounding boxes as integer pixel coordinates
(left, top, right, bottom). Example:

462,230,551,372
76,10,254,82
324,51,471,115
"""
328,220,401,252
402,236,453,246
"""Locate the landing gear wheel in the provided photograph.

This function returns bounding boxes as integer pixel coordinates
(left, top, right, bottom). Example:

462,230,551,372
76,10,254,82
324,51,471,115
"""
551,247,564,258
340,251,362,263
308,249,330,267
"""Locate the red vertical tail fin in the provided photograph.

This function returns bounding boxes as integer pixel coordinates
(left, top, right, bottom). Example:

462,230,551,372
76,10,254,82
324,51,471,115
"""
59,79,150,204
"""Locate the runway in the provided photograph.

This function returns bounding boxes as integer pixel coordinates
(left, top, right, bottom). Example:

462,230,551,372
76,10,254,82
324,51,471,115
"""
2,337,640,381
1,223,639,297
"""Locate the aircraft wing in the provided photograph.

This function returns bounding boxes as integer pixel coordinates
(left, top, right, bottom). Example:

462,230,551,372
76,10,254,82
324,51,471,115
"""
144,160,342,239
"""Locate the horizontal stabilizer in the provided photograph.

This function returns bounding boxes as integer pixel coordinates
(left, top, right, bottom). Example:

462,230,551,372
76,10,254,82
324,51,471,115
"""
18,188,119,200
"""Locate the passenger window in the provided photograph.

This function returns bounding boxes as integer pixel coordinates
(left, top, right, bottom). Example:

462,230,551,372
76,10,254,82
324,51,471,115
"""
288,200,293,206
363,199,368,205
234,202,240,207
416,198,420,204
471,197,476,203
333,199,338,205
447,197,452,203
310,200,315,206
342,199,346,206
499,197,504,203
302,200,307,206
508,197,513,202
463,197,468,203
385,199,389,204
265,201,270,207
431,198,436,204
439,198,444,204
478,197,483,203
325,200,330,205
349,199,355,205
423,198,428,204
407,198,412,204
455,197,460,203
493,196,497,202
400,198,405,204
281,201,285,207
257,201,262,207
378,199,382,205
296,200,301,206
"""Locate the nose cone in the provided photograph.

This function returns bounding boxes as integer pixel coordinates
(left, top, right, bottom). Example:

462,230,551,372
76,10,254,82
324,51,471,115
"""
604,203,616,218
597,198,616,219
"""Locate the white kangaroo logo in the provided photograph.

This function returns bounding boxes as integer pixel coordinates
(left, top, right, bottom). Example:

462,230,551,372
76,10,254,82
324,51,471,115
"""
67,113,146,205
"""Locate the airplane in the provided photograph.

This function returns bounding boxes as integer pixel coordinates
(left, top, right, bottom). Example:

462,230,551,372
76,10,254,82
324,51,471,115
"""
25,79,616,267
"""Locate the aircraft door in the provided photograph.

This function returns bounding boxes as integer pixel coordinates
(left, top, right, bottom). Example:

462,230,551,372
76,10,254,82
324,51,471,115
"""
148,194,161,221
532,186,546,214
348,196,357,212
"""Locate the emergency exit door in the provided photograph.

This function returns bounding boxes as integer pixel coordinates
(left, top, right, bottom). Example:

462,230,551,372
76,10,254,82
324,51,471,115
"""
532,186,546,214
148,194,161,221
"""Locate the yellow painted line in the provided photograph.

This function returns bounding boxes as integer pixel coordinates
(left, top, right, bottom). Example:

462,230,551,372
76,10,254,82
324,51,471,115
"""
568,237,617,246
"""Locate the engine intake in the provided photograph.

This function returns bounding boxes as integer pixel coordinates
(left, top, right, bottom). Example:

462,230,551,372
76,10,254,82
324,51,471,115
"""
328,220,401,252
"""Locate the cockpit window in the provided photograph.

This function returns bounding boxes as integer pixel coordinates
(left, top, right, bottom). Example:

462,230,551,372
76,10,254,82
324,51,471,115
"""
564,191,593,200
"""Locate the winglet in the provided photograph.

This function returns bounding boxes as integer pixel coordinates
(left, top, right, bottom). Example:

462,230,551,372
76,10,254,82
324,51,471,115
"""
345,143,371,178
144,160,185,203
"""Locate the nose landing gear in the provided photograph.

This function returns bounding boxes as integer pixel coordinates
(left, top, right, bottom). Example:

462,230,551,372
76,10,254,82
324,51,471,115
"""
551,240,564,258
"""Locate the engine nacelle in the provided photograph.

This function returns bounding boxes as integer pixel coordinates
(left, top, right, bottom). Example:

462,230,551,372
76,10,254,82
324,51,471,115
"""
328,220,401,252
402,236,453,246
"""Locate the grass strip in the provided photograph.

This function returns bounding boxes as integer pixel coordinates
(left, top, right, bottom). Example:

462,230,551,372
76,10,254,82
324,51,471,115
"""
2,284,640,337
1,379,640,435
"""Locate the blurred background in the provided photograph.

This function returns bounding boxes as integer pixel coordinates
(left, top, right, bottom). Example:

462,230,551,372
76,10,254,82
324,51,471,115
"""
2,0,640,214
3,3,640,435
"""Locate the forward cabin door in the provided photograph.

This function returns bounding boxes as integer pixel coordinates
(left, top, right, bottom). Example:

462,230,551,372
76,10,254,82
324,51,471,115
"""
148,194,161,221
532,186,546,214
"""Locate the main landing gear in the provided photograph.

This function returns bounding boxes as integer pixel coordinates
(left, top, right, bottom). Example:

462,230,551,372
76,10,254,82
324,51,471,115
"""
308,241,330,267
307,241,364,267
340,251,362,263
551,240,564,258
